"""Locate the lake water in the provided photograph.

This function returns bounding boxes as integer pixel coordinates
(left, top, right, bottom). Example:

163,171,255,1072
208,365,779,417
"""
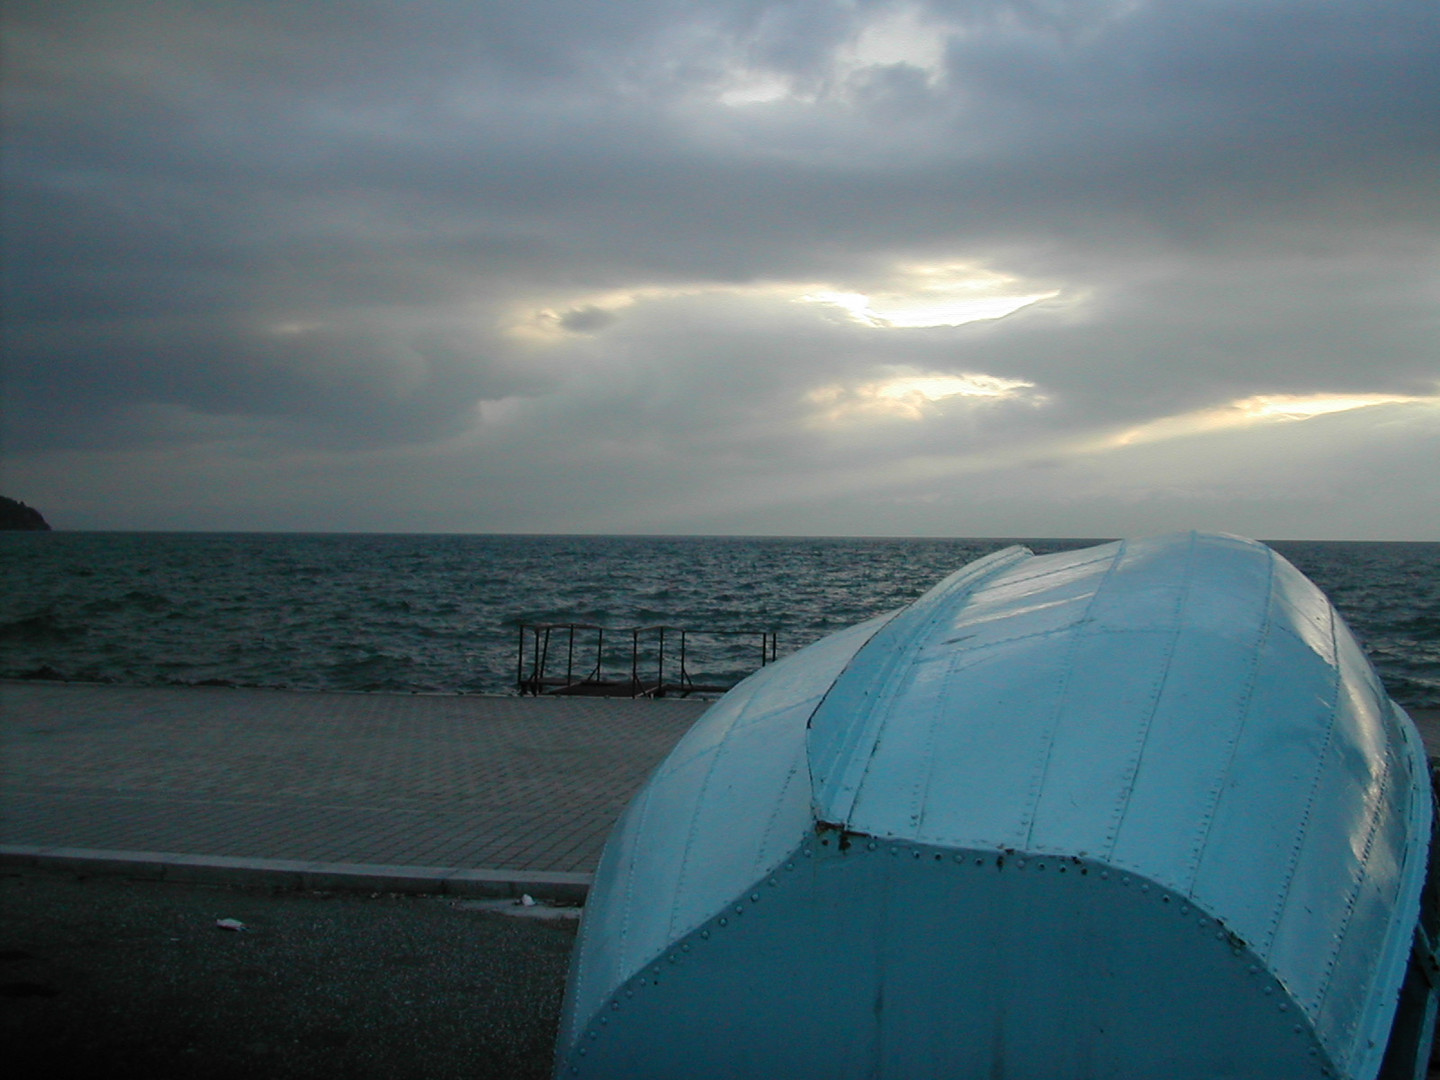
2,532,1437,709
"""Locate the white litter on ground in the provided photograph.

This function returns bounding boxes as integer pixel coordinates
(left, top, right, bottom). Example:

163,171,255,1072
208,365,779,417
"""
451,898,583,921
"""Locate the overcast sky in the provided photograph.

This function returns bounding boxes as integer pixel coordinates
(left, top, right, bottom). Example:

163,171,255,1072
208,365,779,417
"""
2,0,1437,538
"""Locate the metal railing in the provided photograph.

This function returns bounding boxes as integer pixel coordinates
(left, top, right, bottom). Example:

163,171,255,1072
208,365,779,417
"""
516,623,778,697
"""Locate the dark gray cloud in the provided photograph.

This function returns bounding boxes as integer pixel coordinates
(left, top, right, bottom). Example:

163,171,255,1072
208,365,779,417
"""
2,0,1437,536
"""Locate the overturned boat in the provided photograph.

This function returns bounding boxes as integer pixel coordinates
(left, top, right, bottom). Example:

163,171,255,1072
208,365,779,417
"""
555,533,1437,1079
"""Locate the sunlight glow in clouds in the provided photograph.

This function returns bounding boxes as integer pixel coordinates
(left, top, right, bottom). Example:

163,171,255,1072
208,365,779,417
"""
803,262,1058,328
802,285,1056,328
807,370,1038,425
510,263,1057,341
1240,394,1429,419
1105,392,1440,450
785,388,1440,517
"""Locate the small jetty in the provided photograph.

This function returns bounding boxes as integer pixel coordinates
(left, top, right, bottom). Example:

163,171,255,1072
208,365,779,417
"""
515,623,777,698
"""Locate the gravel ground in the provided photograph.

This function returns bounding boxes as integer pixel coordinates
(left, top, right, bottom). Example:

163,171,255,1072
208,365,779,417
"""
1,869,576,1080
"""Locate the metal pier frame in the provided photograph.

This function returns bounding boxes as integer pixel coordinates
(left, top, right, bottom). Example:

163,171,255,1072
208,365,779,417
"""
515,623,777,698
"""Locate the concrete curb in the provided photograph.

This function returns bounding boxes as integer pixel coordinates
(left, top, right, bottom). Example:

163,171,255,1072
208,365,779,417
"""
0,845,592,903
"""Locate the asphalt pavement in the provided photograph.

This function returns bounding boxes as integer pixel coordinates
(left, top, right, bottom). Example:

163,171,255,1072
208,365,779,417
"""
2,868,576,1080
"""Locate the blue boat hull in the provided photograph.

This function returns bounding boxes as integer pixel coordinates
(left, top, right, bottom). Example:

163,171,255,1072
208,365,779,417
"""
555,533,1437,1079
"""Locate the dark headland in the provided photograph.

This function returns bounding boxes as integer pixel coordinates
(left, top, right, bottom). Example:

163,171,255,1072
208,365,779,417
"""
0,496,50,531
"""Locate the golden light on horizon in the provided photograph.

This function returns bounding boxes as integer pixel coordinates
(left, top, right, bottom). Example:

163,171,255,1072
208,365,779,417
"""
1237,393,1423,419
1104,391,1438,450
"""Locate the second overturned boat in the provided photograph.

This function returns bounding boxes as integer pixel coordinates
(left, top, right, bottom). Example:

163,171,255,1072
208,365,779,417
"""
555,533,1437,1079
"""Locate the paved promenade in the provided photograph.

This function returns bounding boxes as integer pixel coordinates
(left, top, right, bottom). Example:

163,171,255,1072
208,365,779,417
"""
4,681,1437,901
1,681,709,899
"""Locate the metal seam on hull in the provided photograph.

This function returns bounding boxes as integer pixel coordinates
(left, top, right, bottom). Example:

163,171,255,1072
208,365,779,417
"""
1185,546,1277,891
906,647,955,836
1101,531,1199,860
1019,539,1130,852
566,841,799,1077
1335,704,1434,1080
1263,600,1347,964
755,753,806,883
805,544,1035,826
1312,729,1395,1031
612,777,657,993
667,709,748,944
799,608,911,802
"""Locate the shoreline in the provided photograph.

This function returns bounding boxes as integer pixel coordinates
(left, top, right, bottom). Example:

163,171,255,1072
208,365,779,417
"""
3,675,1437,713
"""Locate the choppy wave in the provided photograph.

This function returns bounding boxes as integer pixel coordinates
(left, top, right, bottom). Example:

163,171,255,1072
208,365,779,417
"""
1,532,1436,708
